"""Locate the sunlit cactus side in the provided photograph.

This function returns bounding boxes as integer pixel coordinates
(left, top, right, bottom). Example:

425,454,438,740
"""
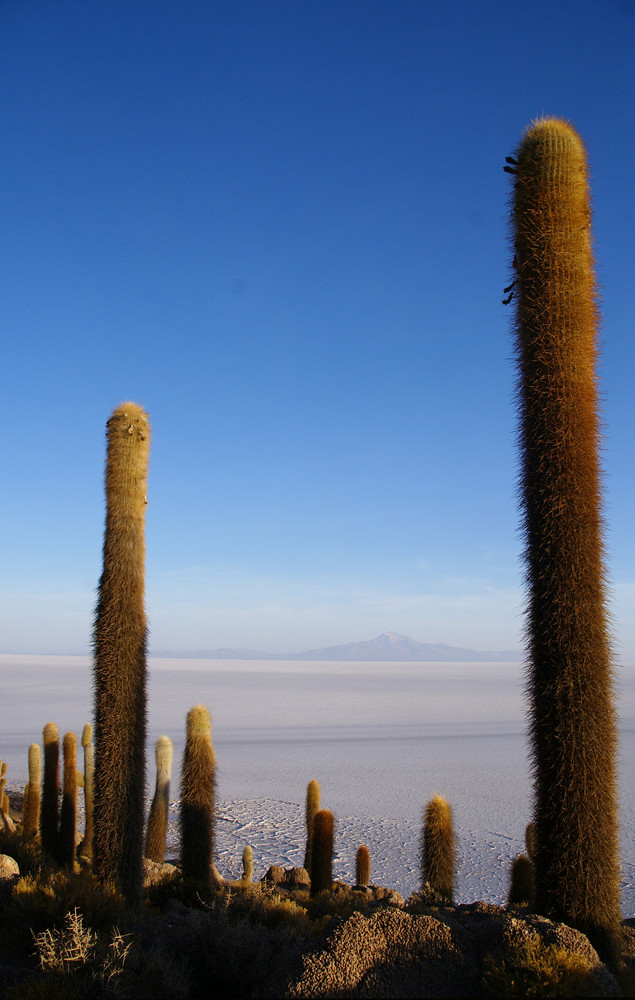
303,779,320,877
22,744,41,839
78,724,94,859
58,732,78,867
180,705,216,886
93,402,150,906
41,722,59,857
145,736,173,863
355,844,371,887
508,853,534,906
422,794,456,903
242,845,254,885
0,761,8,822
310,809,334,896
510,117,620,959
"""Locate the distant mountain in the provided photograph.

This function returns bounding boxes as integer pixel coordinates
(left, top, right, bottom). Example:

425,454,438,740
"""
153,631,521,662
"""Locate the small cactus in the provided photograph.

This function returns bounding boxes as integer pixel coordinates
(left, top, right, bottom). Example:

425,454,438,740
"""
310,809,334,896
58,732,78,867
422,794,456,903
508,853,534,906
180,705,216,886
77,724,94,859
355,844,371,887
303,779,320,877
23,744,42,839
145,736,173,863
41,722,59,857
242,845,254,884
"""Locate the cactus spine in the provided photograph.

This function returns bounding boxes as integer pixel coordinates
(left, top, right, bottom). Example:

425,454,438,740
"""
310,809,334,896
303,779,320,877
180,705,216,886
92,402,150,905
22,744,41,838
41,722,59,857
510,118,620,958
422,794,456,903
58,732,78,867
145,736,173,863
78,724,94,859
355,844,371,887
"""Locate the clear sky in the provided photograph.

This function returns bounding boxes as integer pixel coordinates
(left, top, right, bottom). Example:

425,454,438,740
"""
2,0,634,658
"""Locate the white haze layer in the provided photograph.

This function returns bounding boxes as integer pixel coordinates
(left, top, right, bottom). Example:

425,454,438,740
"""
2,654,634,913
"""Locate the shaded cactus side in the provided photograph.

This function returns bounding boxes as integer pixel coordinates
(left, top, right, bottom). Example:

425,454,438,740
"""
145,736,173,863
355,844,371,887
41,722,59,857
508,853,534,906
303,779,320,877
310,809,334,896
58,732,77,867
93,402,150,906
180,705,216,886
525,821,537,861
422,794,456,903
510,117,620,959
22,744,41,839
78,724,94,859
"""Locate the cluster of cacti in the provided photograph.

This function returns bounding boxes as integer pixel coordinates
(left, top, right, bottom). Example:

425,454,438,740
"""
180,705,216,886
421,794,456,903
6,118,623,933
92,402,150,906
509,117,620,961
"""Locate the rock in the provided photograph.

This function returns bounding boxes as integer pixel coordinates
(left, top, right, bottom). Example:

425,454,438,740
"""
262,865,287,885
276,905,620,998
261,865,310,890
142,857,178,887
0,855,19,879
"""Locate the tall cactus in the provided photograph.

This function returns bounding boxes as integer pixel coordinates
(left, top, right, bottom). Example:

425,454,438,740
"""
310,809,334,896
509,117,620,958
92,402,150,905
78,724,94,859
41,722,59,857
145,736,173,863
180,705,216,886
22,744,41,839
58,732,78,867
303,779,320,877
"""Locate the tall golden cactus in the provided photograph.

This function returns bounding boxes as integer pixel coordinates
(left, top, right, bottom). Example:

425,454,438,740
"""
509,117,620,959
145,736,173,863
41,721,59,857
180,705,216,886
93,402,150,905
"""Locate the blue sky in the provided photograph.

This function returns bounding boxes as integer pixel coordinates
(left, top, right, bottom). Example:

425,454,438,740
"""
2,0,635,657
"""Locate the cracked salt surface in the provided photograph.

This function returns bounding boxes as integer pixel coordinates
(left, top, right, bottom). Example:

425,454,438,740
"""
2,655,635,912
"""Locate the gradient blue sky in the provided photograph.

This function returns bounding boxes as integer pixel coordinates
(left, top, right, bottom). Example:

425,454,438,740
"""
2,1,635,657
